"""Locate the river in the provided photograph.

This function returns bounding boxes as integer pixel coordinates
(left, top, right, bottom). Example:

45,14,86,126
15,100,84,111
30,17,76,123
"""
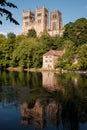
0,70,87,130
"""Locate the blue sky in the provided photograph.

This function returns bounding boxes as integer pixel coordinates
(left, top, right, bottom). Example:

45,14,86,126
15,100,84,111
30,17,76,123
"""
0,0,87,35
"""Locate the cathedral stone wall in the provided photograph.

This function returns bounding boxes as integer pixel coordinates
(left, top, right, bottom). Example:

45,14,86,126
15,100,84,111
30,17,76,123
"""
22,6,63,36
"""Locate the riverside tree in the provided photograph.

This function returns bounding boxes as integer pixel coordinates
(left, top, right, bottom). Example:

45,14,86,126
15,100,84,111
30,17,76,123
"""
63,18,87,46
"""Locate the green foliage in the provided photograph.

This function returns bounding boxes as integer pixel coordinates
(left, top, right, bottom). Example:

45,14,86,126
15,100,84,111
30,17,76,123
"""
77,44,87,70
11,37,44,68
52,36,64,50
27,29,37,38
55,40,76,70
70,64,80,70
63,18,87,46
40,31,63,51
40,29,50,38
0,39,14,68
7,32,16,39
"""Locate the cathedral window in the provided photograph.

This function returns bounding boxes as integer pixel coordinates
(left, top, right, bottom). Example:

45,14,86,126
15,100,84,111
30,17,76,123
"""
23,16,29,19
45,13,48,17
53,14,57,19
38,19,41,23
37,13,42,17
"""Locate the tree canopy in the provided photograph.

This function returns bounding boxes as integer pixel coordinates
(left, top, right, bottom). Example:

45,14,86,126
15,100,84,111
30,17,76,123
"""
27,29,37,38
63,18,87,46
7,32,16,39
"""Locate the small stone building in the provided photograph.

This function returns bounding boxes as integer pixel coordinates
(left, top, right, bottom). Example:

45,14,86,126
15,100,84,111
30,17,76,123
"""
43,50,64,70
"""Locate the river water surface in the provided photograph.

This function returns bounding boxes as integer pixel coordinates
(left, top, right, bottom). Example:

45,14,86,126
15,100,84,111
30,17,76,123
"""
0,70,87,130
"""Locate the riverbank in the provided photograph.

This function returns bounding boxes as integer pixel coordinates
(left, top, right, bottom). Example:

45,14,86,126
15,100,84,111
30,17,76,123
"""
6,67,42,72
6,67,87,74
6,67,23,72
6,67,57,72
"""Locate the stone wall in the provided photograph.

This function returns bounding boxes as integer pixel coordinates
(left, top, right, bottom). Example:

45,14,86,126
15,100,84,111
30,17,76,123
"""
22,6,63,36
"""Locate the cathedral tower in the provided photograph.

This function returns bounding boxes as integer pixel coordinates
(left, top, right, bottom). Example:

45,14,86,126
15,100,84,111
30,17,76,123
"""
35,6,48,36
50,10,62,30
22,10,35,34
48,10,62,36
22,7,63,36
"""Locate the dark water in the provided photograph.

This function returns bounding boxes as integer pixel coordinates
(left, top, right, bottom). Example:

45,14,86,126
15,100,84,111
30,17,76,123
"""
0,70,87,130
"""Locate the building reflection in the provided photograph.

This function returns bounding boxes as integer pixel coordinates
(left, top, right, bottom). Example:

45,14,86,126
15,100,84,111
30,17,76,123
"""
21,100,59,129
42,71,63,91
72,77,78,87
47,102,59,126
21,100,45,129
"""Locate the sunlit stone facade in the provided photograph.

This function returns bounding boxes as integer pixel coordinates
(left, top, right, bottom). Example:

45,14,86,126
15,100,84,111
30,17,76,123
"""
22,6,63,36
43,50,64,70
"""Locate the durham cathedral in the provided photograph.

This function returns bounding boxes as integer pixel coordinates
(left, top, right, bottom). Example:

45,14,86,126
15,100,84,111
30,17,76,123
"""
22,6,63,36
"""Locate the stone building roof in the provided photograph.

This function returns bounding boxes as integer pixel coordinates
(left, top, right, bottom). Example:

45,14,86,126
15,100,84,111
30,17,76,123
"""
44,50,64,56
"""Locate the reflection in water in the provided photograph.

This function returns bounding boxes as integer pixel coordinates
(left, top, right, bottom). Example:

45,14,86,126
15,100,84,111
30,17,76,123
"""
21,100,45,129
20,98,87,130
72,77,78,87
42,71,63,91
47,101,59,126
21,100,59,129
0,70,87,130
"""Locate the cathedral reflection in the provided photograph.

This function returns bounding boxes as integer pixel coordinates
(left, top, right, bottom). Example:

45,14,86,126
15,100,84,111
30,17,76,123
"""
47,102,59,126
21,100,59,129
21,100,45,129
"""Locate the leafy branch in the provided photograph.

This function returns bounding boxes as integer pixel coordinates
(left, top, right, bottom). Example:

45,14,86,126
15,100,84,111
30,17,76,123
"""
0,0,19,25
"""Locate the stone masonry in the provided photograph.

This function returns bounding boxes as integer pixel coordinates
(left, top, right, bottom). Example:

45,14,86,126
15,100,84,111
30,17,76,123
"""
22,6,63,36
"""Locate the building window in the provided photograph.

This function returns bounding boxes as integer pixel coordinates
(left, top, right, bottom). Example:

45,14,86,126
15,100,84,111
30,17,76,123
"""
37,13,42,17
38,19,41,23
45,13,48,17
53,14,57,19
45,60,48,62
45,56,48,58
23,16,28,19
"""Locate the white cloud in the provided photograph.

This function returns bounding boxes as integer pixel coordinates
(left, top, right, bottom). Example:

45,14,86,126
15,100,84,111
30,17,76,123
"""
0,32,7,36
